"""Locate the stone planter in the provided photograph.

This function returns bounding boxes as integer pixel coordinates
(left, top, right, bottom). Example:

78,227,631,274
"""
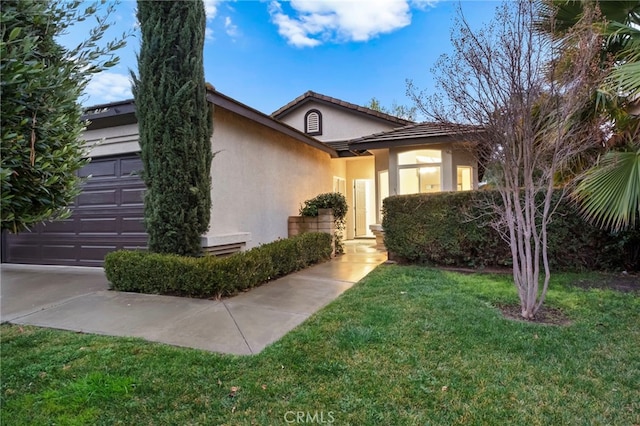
288,208,335,256
369,224,386,250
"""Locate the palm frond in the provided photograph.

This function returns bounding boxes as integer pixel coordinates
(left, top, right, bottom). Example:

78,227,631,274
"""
574,149,640,232
608,61,640,98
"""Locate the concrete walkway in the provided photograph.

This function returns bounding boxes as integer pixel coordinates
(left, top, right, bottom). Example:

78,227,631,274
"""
0,241,386,355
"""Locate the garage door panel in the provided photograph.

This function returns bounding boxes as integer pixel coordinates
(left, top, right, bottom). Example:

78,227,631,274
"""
3,233,148,266
79,217,119,234
70,206,144,216
39,219,76,234
120,158,143,175
2,155,148,266
41,245,77,263
6,243,42,261
121,188,145,205
122,218,146,233
77,189,118,207
80,159,117,178
79,245,118,262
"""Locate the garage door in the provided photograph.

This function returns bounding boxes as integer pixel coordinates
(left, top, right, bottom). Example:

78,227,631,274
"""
1,155,147,266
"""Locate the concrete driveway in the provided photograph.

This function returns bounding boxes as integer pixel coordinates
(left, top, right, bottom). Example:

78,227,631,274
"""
1,241,386,355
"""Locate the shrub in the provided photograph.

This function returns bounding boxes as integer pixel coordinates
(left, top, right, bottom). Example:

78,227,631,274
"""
382,190,639,271
104,232,333,298
299,192,348,254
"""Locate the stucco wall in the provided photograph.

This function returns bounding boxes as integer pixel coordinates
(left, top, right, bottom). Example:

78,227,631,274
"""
330,158,347,181
210,107,334,249
80,108,334,250
279,101,398,142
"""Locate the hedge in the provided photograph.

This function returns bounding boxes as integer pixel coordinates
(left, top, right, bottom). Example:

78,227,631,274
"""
104,232,333,298
382,190,639,271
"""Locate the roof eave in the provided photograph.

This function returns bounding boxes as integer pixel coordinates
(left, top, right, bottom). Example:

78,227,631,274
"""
272,92,414,127
348,135,460,151
80,92,338,158
208,91,338,158
82,100,136,130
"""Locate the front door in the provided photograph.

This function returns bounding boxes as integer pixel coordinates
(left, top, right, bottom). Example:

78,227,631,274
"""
354,179,374,237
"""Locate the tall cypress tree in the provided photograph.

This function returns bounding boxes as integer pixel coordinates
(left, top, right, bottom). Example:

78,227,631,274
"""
133,0,213,256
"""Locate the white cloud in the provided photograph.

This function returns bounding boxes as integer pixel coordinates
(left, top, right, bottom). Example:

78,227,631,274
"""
203,0,223,20
410,0,438,11
224,16,239,38
269,2,320,47
84,72,132,105
203,1,235,43
203,0,222,41
269,0,422,48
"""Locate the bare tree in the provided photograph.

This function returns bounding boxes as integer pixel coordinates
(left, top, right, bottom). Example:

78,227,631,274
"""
408,1,605,319
365,97,419,121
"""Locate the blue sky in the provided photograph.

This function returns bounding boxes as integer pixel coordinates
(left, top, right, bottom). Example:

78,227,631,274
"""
76,0,500,117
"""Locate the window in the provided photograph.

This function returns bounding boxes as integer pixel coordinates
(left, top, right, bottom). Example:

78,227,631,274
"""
398,149,441,165
398,149,442,194
399,167,441,194
304,109,322,135
457,166,472,191
333,176,346,195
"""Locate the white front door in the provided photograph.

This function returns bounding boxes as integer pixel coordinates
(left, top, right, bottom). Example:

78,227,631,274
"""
354,179,374,237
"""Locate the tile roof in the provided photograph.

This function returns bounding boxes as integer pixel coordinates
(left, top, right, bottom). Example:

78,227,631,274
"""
348,121,482,150
323,140,370,157
80,89,339,158
209,90,338,157
272,91,415,127
324,140,351,152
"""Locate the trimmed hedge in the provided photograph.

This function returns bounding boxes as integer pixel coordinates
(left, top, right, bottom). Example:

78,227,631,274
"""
104,232,333,298
382,190,639,271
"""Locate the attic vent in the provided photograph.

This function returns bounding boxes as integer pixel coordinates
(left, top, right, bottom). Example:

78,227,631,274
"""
304,109,322,135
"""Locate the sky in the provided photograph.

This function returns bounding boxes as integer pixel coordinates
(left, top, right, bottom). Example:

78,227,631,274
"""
71,0,501,117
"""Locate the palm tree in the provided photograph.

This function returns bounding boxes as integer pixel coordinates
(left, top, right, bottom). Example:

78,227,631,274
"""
539,0,640,231
575,149,640,231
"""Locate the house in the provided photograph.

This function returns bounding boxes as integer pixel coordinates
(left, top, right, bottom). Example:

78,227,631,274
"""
273,91,479,238
1,89,478,266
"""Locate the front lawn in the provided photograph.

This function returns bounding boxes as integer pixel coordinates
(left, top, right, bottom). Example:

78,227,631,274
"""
2,266,638,425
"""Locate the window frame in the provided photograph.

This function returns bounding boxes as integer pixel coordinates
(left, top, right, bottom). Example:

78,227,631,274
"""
456,166,473,191
397,149,443,195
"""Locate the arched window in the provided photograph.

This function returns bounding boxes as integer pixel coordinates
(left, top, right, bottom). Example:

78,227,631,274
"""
304,109,322,135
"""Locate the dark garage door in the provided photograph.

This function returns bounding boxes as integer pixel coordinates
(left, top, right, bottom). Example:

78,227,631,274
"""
2,155,147,266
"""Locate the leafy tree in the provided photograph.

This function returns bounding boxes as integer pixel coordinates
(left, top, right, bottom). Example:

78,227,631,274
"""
1,0,126,233
408,1,603,319
366,97,418,121
132,0,213,256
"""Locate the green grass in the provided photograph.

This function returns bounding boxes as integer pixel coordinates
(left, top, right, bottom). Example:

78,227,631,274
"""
2,266,639,425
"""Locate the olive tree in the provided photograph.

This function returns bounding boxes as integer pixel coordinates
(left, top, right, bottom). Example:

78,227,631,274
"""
0,0,127,233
